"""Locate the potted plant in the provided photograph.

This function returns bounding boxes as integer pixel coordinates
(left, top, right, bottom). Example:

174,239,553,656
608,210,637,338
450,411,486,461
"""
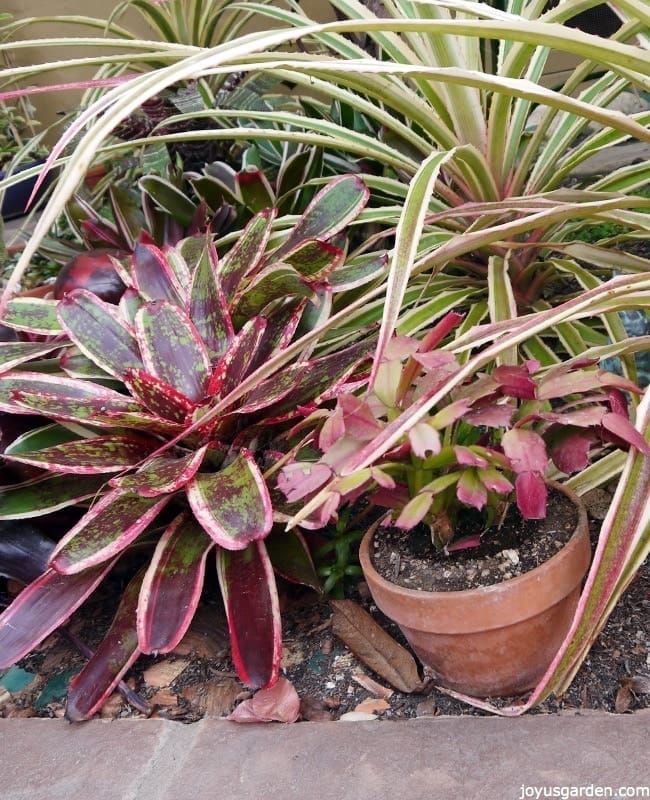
277,306,649,696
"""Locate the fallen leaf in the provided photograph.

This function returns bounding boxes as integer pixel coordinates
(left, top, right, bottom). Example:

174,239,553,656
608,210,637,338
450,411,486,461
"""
172,605,229,660
300,695,334,722
629,674,650,694
416,697,438,717
143,659,189,689
614,684,634,714
351,672,393,699
338,711,378,722
330,599,423,693
227,676,300,723
150,688,179,707
354,697,390,715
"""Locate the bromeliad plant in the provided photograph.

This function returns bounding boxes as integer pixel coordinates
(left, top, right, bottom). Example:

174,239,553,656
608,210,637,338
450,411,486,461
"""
278,310,650,548
0,175,375,720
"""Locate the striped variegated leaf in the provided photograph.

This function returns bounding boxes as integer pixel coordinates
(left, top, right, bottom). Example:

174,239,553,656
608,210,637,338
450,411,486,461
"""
134,301,211,403
3,435,156,474
186,449,272,550
57,289,143,379
49,490,170,574
65,566,144,722
217,540,281,689
137,515,214,654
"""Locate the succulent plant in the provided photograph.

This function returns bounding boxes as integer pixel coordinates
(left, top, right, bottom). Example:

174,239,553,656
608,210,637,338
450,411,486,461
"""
0,174,377,720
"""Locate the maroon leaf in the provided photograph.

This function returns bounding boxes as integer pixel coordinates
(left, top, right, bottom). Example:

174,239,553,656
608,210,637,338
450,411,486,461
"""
65,567,145,721
602,412,650,455
137,515,214,654
0,560,116,669
219,208,276,298
135,301,211,403
0,522,55,583
228,676,300,723
186,449,272,550
207,317,267,400
57,289,143,379
492,364,537,399
264,527,321,591
188,239,233,361
514,471,547,519
131,241,183,305
217,539,281,689
50,490,170,574
2,435,155,474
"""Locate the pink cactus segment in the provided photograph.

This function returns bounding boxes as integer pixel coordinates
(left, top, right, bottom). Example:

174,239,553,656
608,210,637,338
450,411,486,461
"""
548,428,594,474
454,446,488,468
492,364,537,399
277,462,333,503
477,467,514,495
514,471,547,519
501,428,549,475
464,402,515,428
456,470,488,511
409,421,441,458
395,491,434,529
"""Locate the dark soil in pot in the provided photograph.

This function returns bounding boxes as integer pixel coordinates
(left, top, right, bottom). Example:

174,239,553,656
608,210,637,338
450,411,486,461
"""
369,486,578,593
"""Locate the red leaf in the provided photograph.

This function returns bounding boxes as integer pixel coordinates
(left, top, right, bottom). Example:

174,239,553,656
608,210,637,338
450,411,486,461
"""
515,471,547,519
131,241,183,305
228,676,300,723
217,540,281,689
124,367,198,423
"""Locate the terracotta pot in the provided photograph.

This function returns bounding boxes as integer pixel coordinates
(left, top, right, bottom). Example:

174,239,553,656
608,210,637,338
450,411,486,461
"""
359,482,591,697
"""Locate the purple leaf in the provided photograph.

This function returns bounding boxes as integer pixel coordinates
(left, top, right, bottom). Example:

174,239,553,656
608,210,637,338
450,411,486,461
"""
217,540,281,689
131,241,183,305
135,301,211,403
547,427,594,474
514,471,547,519
186,449,272,550
50,490,170,574
0,560,115,669
492,364,537,399
137,515,214,654
207,317,267,400
219,208,276,298
65,567,144,721
3,435,156,474
188,239,233,361
57,289,143,379
0,522,55,583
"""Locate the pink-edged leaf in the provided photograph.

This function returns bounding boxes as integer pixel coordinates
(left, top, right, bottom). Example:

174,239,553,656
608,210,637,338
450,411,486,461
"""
409,422,442,458
57,289,143,379
0,372,143,420
1,297,62,335
2,435,155,474
547,427,594,474
492,364,537,399
285,239,344,281
186,449,272,550
235,363,307,415
124,367,198,423
131,241,183,305
395,491,434,529
188,239,233,361
50,490,170,574
110,447,207,497
219,208,277,298
0,341,65,373
264,527,321,591
232,263,314,325
134,301,211,402
65,566,144,721
217,539,281,689
602,412,650,455
0,474,108,519
514,471,548,519
228,676,300,723
207,317,267,400
457,469,488,510
137,515,214,654
502,428,549,474
0,559,115,669
272,175,369,262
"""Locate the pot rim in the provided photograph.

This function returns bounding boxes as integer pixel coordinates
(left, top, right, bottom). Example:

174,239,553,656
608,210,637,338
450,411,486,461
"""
359,480,591,631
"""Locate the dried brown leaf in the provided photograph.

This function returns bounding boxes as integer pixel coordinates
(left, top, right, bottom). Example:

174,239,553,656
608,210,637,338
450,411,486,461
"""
351,672,393,699
227,676,300,723
300,695,334,722
330,599,423,693
142,658,189,689
629,674,650,694
614,684,634,714
354,697,390,715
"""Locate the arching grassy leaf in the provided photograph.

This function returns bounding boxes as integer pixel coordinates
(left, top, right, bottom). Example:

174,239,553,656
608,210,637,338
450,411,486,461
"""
217,540,281,689
0,559,116,670
3,435,155,475
186,449,272,550
50,490,170,574
137,515,214,654
57,289,143,380
65,566,144,722
135,301,211,403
